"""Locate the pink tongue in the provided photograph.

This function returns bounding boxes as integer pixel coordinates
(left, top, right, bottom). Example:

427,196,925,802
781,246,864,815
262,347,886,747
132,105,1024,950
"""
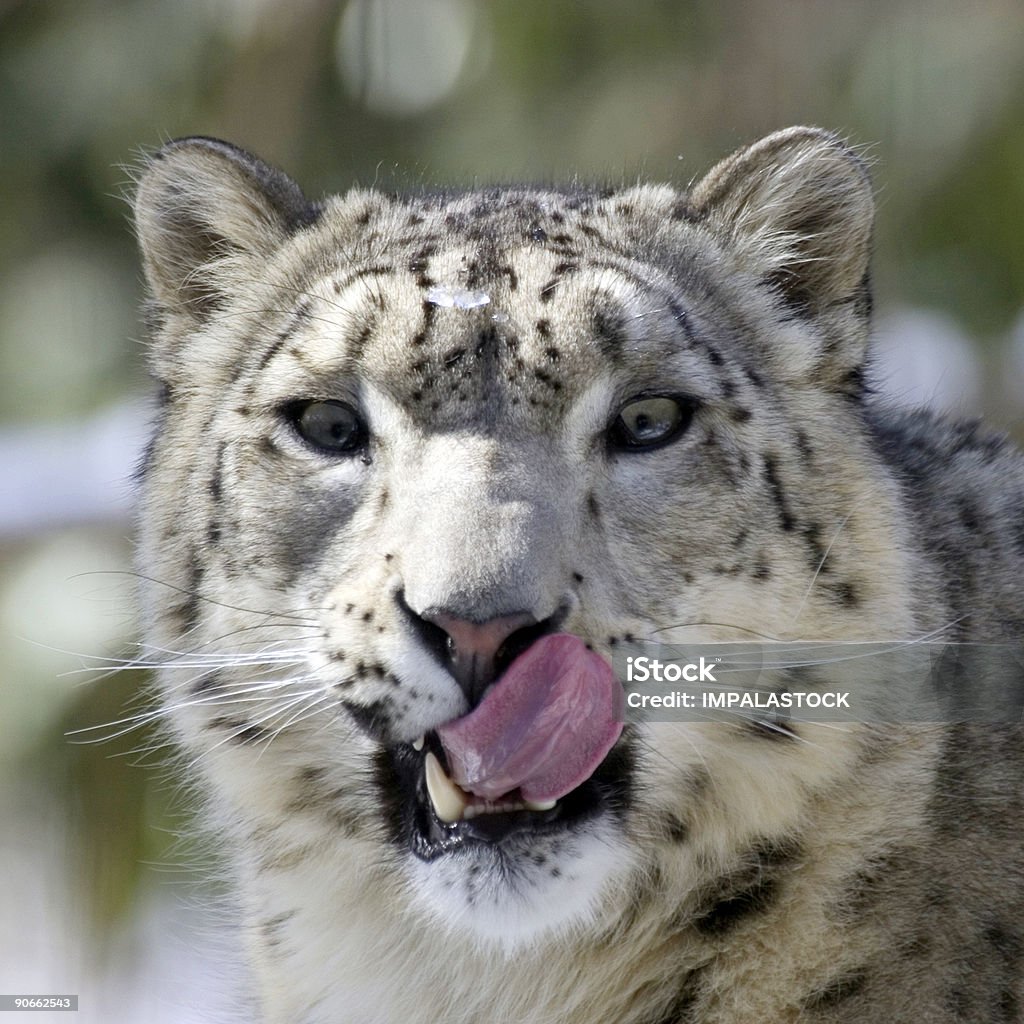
436,634,623,803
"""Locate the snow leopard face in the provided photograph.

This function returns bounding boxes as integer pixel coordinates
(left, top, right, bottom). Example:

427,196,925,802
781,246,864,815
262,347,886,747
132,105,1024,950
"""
134,129,917,951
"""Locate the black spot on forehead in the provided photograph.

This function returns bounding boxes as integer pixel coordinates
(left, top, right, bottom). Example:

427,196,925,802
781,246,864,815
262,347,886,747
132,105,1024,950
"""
384,184,628,260
412,301,437,347
594,308,628,361
299,190,720,429
345,316,379,368
249,299,313,375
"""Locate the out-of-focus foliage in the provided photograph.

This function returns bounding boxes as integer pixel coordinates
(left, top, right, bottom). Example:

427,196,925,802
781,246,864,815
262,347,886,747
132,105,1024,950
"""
0,0,1021,1016
2,0,1023,381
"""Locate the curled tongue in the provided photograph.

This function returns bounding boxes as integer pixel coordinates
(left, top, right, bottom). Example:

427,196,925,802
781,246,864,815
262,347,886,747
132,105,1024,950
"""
436,634,624,804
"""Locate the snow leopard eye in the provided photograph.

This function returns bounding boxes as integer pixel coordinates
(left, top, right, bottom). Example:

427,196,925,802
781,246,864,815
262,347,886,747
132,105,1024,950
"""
609,396,695,451
289,400,368,455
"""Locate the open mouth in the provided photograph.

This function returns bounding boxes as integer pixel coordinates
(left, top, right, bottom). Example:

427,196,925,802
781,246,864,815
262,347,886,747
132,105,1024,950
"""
377,634,633,860
383,730,633,861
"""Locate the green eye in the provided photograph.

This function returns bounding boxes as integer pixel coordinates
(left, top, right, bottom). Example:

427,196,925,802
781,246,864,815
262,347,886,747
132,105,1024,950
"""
290,400,368,455
609,396,695,451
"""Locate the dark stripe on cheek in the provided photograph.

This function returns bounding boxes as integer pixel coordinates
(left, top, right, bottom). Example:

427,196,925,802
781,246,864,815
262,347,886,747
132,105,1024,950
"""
762,454,796,532
693,876,779,936
800,520,827,572
691,838,801,937
795,429,814,464
208,442,227,546
832,847,912,920
664,815,689,843
178,551,203,633
828,580,859,607
190,670,224,696
207,715,271,744
340,699,393,741
258,909,297,949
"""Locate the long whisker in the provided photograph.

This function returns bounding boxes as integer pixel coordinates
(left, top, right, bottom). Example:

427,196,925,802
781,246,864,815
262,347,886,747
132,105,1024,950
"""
788,509,855,628
191,688,325,765
76,570,325,623
255,694,339,759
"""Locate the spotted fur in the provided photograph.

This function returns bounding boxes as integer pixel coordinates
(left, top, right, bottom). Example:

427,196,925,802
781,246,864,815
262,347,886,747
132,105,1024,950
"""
133,128,1024,1023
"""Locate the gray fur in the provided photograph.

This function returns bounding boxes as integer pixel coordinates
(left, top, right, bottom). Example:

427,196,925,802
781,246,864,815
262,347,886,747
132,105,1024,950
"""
133,127,1024,1023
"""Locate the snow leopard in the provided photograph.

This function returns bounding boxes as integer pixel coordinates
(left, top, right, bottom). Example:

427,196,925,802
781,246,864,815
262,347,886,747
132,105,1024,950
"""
132,127,1024,1023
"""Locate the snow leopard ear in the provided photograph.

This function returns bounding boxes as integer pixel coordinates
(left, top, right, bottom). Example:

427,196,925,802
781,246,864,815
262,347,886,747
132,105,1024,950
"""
691,126,873,309
134,137,319,323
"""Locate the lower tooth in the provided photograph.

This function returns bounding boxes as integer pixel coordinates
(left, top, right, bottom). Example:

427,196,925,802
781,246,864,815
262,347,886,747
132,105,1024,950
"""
524,798,557,811
457,798,560,820
465,802,518,820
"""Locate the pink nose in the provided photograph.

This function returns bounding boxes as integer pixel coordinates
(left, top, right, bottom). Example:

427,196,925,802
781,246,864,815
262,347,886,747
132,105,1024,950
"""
423,610,536,702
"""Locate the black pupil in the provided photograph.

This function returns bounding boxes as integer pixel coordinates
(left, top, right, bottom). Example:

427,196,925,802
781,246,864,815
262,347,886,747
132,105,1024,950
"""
626,399,679,441
299,401,361,452
611,396,691,451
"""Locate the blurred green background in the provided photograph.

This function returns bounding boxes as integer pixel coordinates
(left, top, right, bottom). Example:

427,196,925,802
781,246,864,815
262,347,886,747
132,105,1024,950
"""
1,1,1022,1019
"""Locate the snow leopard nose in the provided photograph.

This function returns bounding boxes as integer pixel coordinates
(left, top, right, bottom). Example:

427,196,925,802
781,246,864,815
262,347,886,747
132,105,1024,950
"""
424,610,534,705
400,597,563,705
